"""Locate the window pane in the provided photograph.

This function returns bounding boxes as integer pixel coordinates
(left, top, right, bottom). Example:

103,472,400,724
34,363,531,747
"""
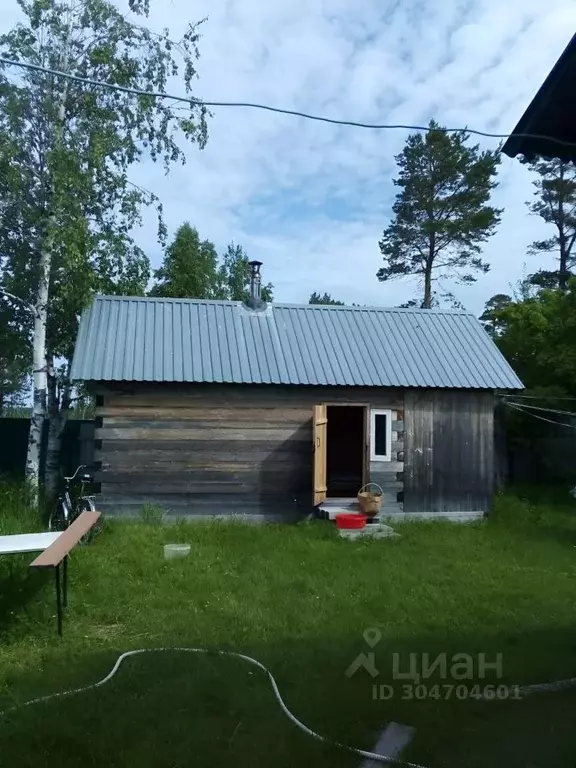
374,413,388,457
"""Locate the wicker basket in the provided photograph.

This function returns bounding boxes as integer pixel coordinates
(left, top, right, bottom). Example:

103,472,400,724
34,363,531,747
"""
357,483,383,516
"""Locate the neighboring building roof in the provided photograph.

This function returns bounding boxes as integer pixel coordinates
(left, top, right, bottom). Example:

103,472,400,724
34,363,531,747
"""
71,296,522,390
502,33,576,163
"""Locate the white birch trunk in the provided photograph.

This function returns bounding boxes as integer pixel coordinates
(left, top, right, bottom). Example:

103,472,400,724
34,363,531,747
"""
25,268,49,495
25,75,69,499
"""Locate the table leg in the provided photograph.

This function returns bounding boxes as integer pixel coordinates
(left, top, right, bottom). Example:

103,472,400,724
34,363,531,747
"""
63,555,68,608
55,564,63,637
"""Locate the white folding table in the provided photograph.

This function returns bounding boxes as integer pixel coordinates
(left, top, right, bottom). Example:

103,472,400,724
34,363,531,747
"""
0,531,62,556
1,513,100,635
0,530,70,634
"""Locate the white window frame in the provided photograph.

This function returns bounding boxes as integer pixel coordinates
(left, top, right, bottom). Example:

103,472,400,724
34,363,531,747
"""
370,409,392,462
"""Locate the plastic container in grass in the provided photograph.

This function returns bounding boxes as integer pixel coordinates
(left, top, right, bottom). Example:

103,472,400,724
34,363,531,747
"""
164,543,191,560
335,513,367,530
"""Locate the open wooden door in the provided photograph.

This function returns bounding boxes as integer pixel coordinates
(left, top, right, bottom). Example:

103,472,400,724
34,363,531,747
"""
313,404,327,506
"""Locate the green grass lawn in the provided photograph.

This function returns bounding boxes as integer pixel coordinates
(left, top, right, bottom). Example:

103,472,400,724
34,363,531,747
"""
1,487,576,767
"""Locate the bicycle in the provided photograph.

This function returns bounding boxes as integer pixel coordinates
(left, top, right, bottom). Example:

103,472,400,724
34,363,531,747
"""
49,465,98,542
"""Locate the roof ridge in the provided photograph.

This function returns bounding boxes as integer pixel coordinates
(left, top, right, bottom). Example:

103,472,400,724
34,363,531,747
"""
95,294,239,304
93,295,472,316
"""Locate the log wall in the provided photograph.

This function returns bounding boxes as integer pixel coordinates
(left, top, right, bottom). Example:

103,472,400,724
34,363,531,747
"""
93,383,496,519
95,383,403,520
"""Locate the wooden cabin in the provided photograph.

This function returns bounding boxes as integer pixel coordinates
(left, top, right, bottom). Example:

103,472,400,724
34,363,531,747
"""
71,289,522,521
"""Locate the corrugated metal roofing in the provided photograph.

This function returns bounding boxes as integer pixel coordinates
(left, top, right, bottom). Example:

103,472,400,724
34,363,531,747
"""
70,296,523,389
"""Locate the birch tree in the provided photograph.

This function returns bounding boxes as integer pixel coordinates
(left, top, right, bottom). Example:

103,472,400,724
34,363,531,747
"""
150,224,221,299
0,292,29,415
0,0,208,497
218,243,273,302
150,234,274,301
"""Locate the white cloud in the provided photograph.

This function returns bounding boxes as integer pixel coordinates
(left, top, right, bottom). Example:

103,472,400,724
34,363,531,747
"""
2,0,576,312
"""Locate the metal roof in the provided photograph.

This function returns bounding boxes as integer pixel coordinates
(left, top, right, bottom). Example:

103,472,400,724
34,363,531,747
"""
502,33,576,163
70,296,523,389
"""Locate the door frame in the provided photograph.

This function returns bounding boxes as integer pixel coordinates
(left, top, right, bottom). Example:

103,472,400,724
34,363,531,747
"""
323,402,370,491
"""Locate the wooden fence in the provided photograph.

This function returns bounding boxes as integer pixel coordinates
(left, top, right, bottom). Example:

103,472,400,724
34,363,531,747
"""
0,418,94,478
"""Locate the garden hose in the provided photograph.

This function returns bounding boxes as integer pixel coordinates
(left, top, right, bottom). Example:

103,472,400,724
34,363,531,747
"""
0,646,428,767
3,647,576,766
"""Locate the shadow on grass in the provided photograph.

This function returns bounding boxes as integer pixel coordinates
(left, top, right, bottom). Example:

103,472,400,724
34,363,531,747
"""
0,561,50,638
490,486,576,548
524,521,576,549
1,625,576,768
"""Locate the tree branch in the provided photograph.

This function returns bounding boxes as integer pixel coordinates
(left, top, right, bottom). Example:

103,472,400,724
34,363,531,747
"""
126,178,158,201
0,288,35,316
567,229,576,259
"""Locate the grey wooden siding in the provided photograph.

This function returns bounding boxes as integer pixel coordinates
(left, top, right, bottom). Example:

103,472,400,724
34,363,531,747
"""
95,383,403,520
404,390,495,514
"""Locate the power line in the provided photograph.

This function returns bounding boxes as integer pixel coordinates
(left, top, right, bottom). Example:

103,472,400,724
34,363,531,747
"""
505,401,576,429
504,401,576,418
501,393,576,401
2,56,576,149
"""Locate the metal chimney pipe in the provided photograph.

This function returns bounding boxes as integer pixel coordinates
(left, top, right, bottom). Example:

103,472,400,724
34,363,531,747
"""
249,260,263,304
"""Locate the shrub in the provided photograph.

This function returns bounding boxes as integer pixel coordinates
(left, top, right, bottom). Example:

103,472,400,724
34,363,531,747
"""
139,502,165,527
0,478,42,535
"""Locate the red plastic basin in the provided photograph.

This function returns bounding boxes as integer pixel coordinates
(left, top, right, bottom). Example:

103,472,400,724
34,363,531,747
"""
336,513,367,530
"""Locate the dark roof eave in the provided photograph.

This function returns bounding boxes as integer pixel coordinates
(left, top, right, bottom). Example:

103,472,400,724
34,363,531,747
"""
502,33,576,163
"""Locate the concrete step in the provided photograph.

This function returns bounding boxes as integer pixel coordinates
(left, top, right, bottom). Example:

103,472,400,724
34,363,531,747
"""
318,498,358,519
338,523,401,540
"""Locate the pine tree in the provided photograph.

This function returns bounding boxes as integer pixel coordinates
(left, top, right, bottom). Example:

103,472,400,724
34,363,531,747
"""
309,292,344,305
526,159,576,291
377,120,501,308
479,293,513,337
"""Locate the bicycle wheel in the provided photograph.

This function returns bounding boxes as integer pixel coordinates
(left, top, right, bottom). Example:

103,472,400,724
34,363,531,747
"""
48,499,69,532
78,497,100,544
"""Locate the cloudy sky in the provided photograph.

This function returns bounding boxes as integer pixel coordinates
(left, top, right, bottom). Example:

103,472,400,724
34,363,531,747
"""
3,1,576,313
